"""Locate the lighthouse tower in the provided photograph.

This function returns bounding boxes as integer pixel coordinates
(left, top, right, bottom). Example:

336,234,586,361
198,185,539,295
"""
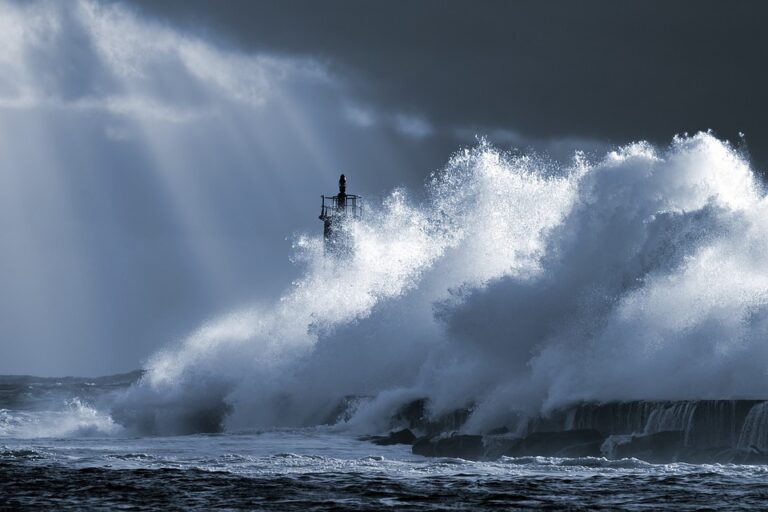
319,174,362,251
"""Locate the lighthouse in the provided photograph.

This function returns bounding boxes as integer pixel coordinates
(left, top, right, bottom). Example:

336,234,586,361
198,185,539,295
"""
319,174,362,252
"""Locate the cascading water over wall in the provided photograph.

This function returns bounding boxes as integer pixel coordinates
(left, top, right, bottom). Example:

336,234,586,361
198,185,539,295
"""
111,132,768,442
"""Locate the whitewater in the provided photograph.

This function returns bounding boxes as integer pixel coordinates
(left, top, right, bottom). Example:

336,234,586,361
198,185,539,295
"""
115,131,768,435
5,133,768,509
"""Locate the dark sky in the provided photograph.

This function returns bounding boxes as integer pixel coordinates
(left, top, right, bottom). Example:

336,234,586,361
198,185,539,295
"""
2,0,768,376
130,0,768,171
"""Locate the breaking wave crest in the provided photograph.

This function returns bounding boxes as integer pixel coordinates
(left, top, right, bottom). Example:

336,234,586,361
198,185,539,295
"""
112,132,768,435
1,399,121,438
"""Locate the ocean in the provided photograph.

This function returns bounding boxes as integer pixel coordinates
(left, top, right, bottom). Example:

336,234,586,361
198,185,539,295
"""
2,376,768,510
4,135,768,509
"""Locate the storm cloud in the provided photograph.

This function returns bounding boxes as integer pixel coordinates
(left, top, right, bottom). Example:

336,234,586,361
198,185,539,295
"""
128,0,768,169
3,0,768,376
0,0,442,375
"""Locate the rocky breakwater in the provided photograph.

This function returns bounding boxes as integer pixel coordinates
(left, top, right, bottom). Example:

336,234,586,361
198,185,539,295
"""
370,399,768,464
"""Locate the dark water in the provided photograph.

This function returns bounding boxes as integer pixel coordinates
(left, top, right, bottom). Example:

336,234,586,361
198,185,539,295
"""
3,375,768,510
4,458,768,511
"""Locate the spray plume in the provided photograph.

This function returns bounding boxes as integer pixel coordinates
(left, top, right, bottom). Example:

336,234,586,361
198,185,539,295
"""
112,133,768,435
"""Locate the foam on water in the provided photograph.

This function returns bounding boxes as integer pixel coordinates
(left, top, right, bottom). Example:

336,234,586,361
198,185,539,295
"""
105,132,768,436
3,426,768,478
4,425,768,509
0,399,120,438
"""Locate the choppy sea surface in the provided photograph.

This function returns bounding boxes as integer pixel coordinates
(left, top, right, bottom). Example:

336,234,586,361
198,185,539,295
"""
6,430,768,511
0,377,767,510
1,375,768,510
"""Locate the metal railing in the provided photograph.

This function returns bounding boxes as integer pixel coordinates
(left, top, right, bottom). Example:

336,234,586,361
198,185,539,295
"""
320,194,363,219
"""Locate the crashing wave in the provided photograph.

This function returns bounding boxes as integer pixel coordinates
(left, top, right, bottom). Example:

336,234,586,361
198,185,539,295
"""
112,133,768,439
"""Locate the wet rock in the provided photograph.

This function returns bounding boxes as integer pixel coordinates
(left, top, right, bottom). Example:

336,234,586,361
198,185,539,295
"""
562,400,762,442
395,399,472,435
395,399,427,428
711,447,768,465
505,429,605,457
611,431,684,463
398,399,768,463
412,434,484,460
366,429,417,446
482,436,522,460
556,440,604,458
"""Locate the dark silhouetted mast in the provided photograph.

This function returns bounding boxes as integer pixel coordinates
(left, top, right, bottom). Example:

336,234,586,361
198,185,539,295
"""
319,174,362,251
337,174,347,210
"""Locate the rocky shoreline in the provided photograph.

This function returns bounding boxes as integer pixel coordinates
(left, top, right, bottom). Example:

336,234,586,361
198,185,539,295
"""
362,399,768,464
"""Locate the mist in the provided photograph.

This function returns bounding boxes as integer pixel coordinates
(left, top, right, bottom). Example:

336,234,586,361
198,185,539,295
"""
3,0,768,439
0,0,451,375
107,131,768,436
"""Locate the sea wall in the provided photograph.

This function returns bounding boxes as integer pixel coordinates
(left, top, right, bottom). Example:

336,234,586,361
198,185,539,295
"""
388,399,768,463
